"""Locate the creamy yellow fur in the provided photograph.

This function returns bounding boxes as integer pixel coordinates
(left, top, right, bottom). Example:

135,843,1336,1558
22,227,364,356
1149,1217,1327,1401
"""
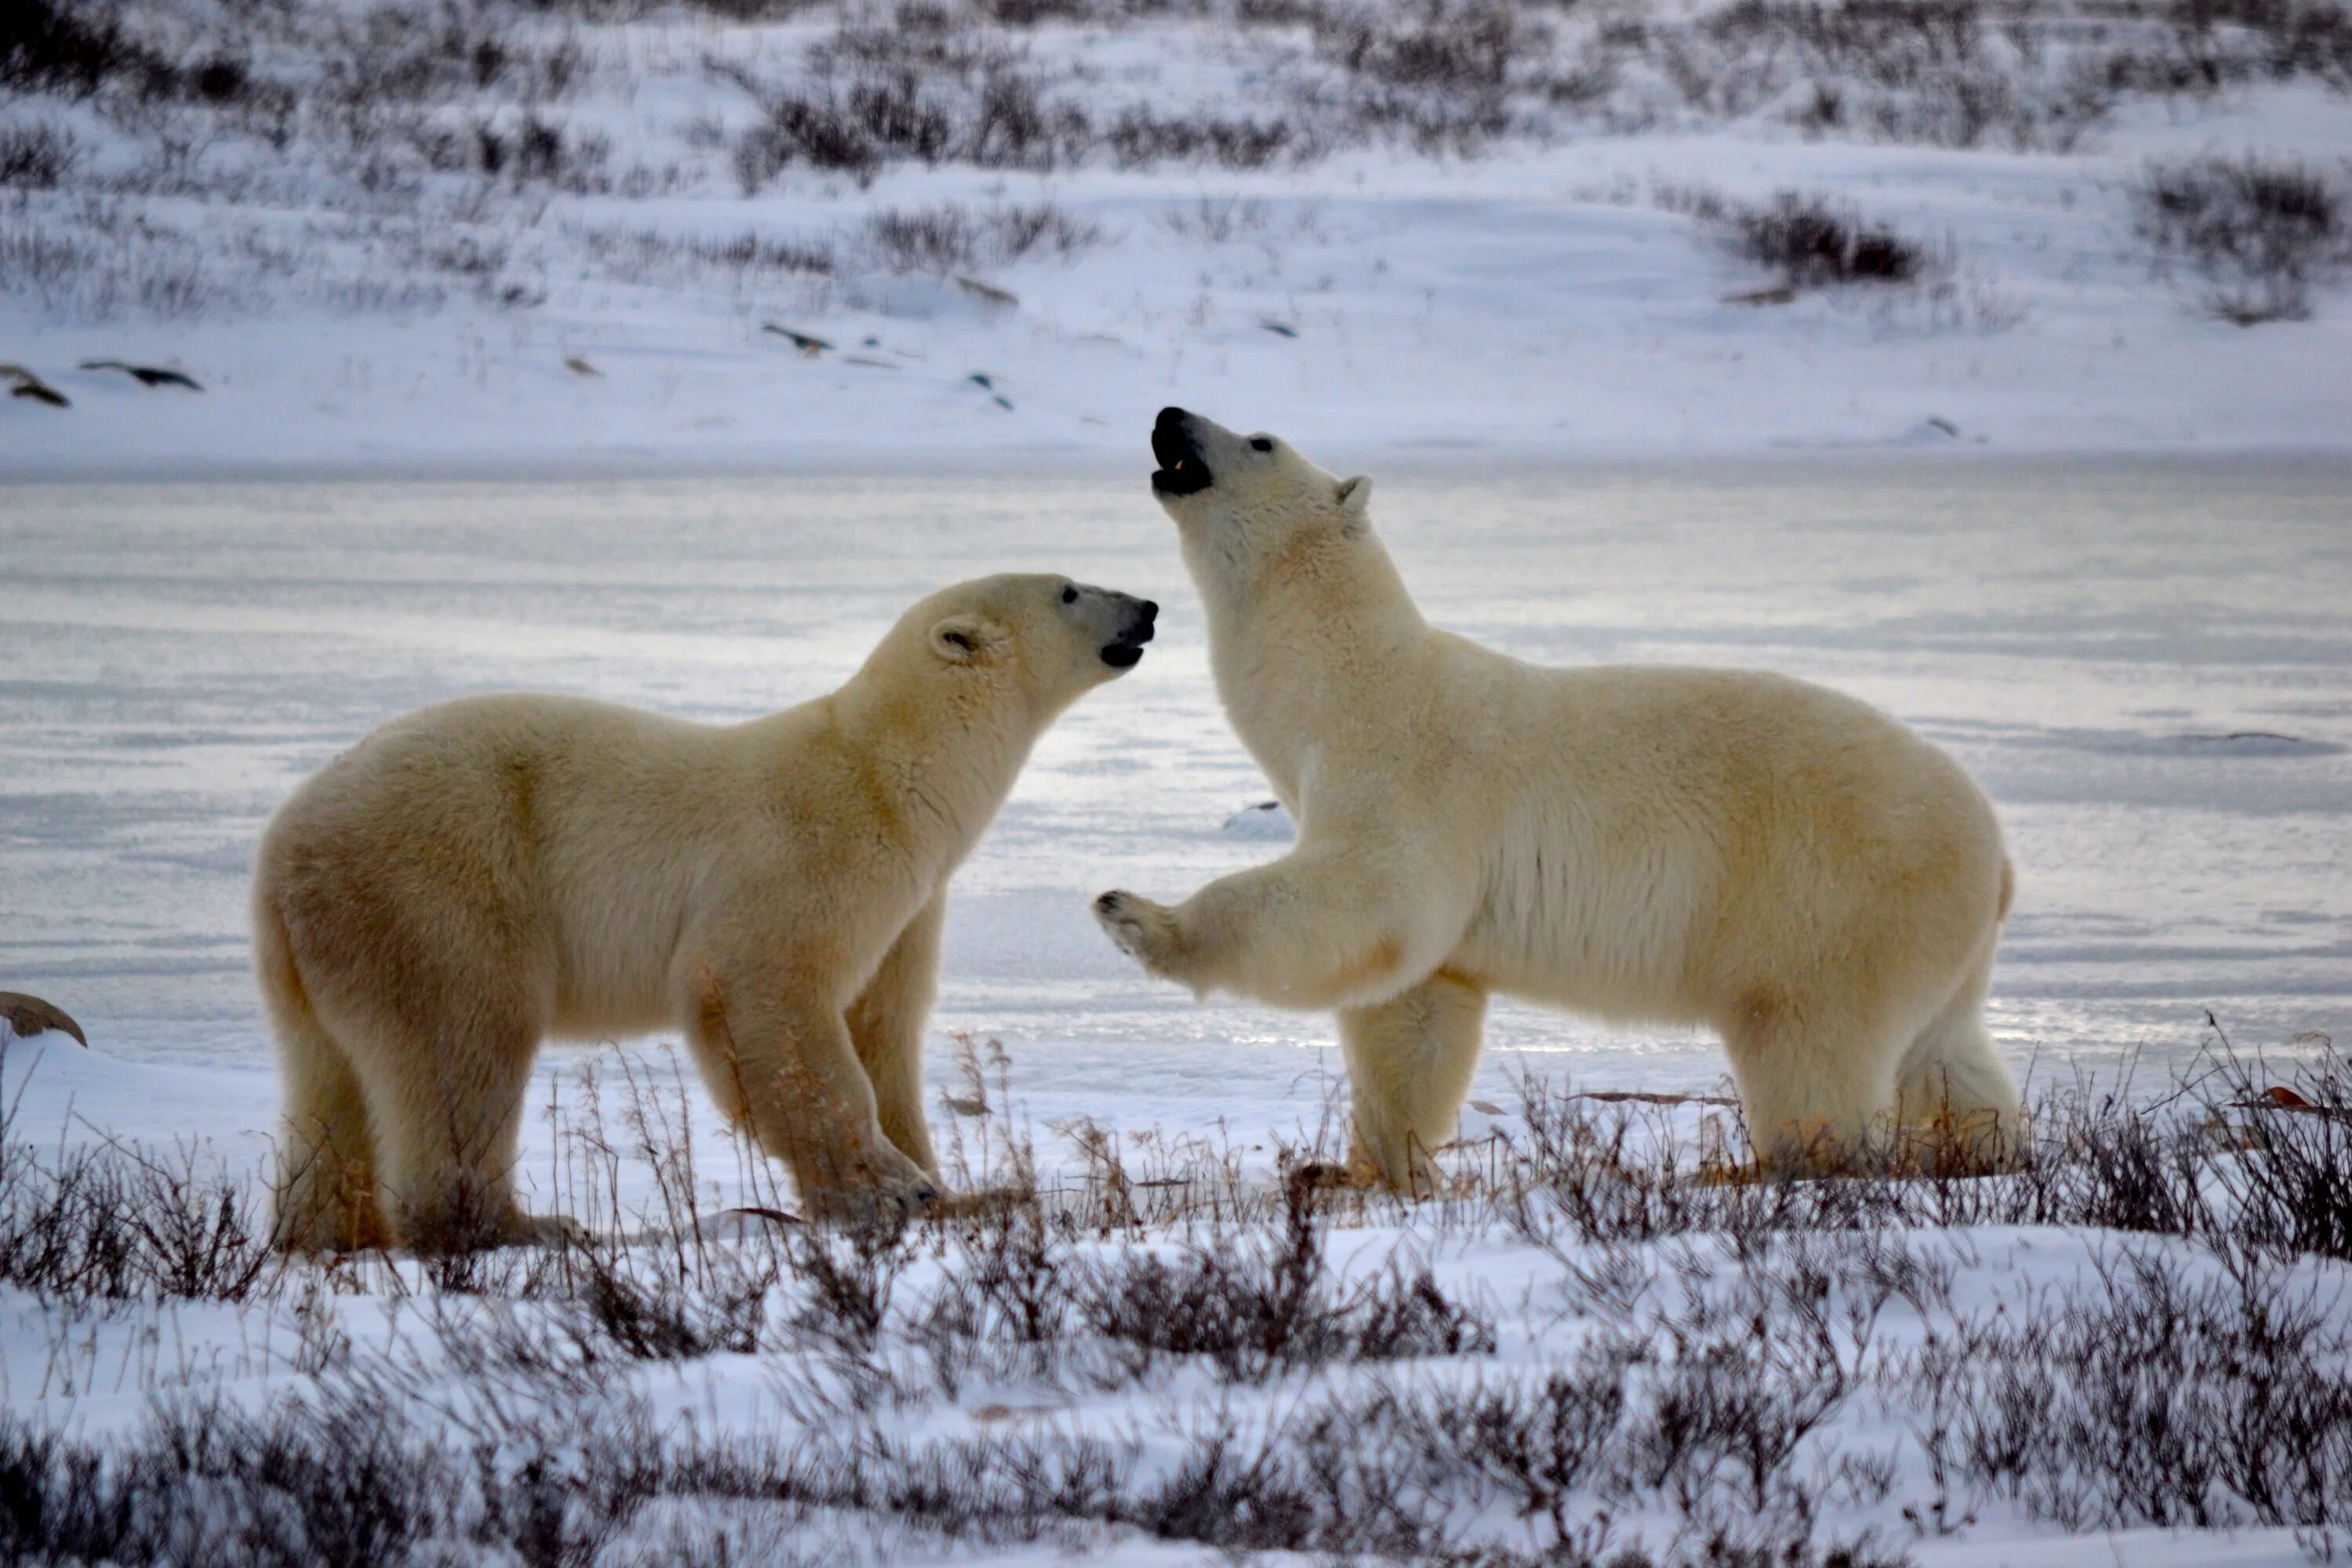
1097,412,2022,1189
259,574,1154,1250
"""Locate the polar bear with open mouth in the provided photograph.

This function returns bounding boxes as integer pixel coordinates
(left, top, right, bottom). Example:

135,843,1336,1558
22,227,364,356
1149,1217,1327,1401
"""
1094,408,2021,1189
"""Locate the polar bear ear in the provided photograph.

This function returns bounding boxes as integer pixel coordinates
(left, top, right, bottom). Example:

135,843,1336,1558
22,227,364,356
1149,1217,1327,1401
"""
1335,474,1373,525
929,613,1004,665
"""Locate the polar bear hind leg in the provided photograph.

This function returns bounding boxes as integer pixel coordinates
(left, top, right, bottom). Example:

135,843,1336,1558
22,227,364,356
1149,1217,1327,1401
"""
1340,971,1488,1196
1718,985,1911,1178
292,884,570,1253
261,850,572,1254
335,987,562,1252
1893,948,2026,1174
260,934,388,1253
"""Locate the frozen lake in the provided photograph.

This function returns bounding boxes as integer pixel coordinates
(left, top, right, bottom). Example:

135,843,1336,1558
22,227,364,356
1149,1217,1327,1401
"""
4,456,2349,1148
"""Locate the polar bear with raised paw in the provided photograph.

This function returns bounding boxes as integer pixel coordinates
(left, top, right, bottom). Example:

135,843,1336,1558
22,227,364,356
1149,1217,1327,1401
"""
1094,408,2021,1190
260,574,1156,1251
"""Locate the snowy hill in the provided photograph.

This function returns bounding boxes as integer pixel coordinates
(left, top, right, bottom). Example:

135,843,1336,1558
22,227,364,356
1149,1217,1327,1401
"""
5,0,2352,474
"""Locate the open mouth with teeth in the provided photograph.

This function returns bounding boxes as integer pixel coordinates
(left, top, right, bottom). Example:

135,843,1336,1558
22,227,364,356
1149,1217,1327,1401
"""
1151,413,1213,498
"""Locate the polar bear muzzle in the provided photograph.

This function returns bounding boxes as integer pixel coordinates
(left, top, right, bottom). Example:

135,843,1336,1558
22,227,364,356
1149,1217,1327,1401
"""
1099,593,1158,668
1151,406,1214,498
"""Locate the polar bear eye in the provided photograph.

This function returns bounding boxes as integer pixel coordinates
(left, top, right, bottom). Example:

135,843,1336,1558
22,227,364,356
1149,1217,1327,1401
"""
1250,437,1274,452
1060,585,1077,604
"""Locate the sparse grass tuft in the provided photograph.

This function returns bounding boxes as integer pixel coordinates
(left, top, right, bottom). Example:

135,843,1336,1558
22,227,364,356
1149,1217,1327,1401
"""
1731,191,1930,287
414,113,612,191
0,120,77,188
1077,1168,1495,1383
2,1030,2350,1562
1315,0,1538,94
1911,1243,2352,1534
2133,154,2352,323
1,0,165,97
1105,106,1309,169
1662,186,1938,293
579,223,837,287
731,56,1091,191
865,199,1104,272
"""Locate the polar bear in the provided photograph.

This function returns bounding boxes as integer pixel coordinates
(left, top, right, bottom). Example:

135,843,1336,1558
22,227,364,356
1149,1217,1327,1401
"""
1093,408,2020,1189
258,574,1156,1251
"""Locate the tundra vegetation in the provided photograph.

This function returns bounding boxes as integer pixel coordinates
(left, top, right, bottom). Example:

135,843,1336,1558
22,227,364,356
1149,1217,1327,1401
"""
2,1028,2349,1564
3,0,2350,323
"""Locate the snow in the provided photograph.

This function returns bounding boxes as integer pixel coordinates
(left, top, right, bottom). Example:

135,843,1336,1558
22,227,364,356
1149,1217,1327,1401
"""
1221,799,1295,840
1913,1531,2320,1567
4,9,2352,476
5,1004,2344,1563
4,3,2350,1560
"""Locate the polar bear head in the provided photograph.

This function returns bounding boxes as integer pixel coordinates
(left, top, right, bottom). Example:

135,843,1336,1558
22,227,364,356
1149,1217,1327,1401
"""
881,573,1157,723
1149,407,1371,574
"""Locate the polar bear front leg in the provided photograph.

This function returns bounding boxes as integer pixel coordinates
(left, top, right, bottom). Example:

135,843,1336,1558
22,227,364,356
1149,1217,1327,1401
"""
846,892,947,1178
686,966,940,1221
1095,843,1459,1011
1340,971,1489,1196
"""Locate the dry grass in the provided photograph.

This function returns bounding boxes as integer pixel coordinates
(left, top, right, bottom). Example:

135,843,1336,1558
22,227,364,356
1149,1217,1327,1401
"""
7,1,2349,328
2134,154,2352,323
0,120,77,189
2,1027,2350,1563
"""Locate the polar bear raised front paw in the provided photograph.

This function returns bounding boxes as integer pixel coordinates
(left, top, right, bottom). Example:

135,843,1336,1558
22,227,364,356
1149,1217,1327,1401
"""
1092,889,1181,974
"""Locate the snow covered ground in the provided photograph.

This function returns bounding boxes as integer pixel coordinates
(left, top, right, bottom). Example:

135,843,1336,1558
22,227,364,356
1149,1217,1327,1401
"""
3,0,2352,474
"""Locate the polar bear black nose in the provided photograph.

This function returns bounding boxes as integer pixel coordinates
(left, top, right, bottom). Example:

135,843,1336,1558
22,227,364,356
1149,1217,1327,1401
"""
1142,601,1158,621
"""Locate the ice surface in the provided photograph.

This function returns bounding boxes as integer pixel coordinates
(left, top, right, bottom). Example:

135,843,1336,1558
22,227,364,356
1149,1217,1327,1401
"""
3,459,2345,1145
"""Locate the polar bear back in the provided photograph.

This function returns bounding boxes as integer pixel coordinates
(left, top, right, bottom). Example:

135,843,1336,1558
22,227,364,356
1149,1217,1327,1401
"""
261,691,855,1039
1414,655,2002,1027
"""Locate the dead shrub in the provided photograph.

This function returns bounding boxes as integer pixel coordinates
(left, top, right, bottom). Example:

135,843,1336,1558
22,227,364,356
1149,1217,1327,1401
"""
1730,191,1931,286
2134,154,2351,323
0,119,77,189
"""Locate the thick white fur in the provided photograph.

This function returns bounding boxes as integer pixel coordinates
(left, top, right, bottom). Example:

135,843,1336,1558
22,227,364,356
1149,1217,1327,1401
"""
259,574,1152,1250
1096,412,2022,1189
